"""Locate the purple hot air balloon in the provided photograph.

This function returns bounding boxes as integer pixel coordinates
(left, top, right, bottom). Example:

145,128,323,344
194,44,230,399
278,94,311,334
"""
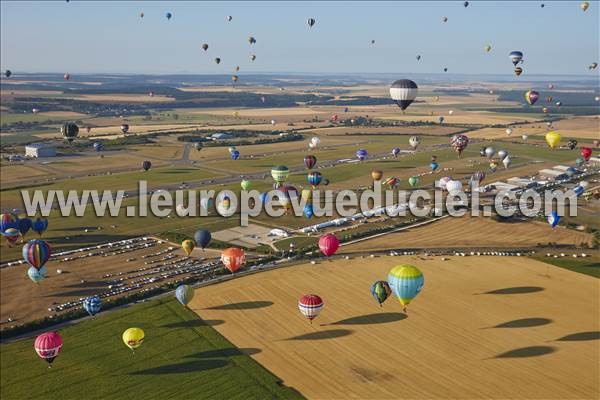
356,149,368,161
391,147,400,158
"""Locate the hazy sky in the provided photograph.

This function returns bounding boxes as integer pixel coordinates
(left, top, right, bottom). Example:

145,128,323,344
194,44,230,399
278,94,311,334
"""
1,1,599,75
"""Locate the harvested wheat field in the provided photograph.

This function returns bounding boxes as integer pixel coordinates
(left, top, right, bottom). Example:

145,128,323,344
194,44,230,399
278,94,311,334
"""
341,215,592,252
190,255,599,399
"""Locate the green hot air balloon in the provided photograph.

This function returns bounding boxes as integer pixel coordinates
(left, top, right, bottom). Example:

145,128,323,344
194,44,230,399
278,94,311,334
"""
408,176,418,187
271,165,289,188
241,180,252,191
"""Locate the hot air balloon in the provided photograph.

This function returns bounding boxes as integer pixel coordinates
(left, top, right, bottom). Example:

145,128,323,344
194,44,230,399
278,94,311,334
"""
118,124,129,134
1,212,19,235
581,147,592,161
319,234,339,257
502,155,512,169
32,217,48,236
545,132,561,149
276,185,298,214
445,180,462,193
580,1,589,12
227,15,233,21
370,281,392,307
175,285,194,306
298,294,324,323
555,101,562,107
408,176,418,187
484,44,492,52
371,170,383,181
575,157,585,168
390,79,418,111
505,127,513,136
430,162,439,172
383,177,399,188
232,75,239,82
221,247,245,273
387,264,424,312
307,18,316,28
509,51,523,66
28,266,46,283
123,328,144,351
307,171,322,188
438,176,451,191
214,57,221,64
194,230,211,249
182,239,195,256
250,54,256,61
479,147,487,157
18,217,32,237
514,67,523,76
231,150,240,160
93,142,103,152
309,136,320,149
489,160,498,172
331,114,338,122
567,139,578,150
63,73,70,81
356,149,368,161
589,62,598,70
498,149,508,160
301,189,312,202
450,134,469,157
248,36,256,45
371,39,375,44
194,142,202,152
83,296,102,316
35,332,63,366
142,160,151,171
4,70,11,78
572,185,585,197
408,136,420,149
416,55,421,61
522,134,528,141
548,211,560,228
594,139,600,147
61,123,79,143
202,43,209,51
140,12,144,18
391,147,400,157
271,165,289,188
525,90,539,105
438,116,445,124
542,107,549,113
464,1,469,7
166,12,172,20
238,179,251,191
443,68,448,73
565,167,577,177
471,171,485,185
485,147,495,158
22,239,51,270
304,155,317,169
303,203,314,219
442,16,448,22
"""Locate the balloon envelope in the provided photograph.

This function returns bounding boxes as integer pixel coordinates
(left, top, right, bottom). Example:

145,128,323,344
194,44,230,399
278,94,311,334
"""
221,247,245,273
370,281,392,306
298,294,324,321
175,284,195,306
387,264,424,309
35,332,62,364
194,230,211,249
318,234,339,257
83,296,102,316
123,328,144,350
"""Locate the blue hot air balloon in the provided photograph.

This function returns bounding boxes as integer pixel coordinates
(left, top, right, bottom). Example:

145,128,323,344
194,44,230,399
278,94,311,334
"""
356,149,368,161
194,230,212,249
259,192,269,205
387,264,424,312
303,204,314,219
548,211,560,229
307,171,322,188
430,162,439,172
175,284,195,306
32,217,48,236
231,150,240,160
391,147,400,157
509,51,523,66
572,185,584,197
166,12,172,20
93,142,103,152
27,266,47,284
83,296,102,316
18,217,32,237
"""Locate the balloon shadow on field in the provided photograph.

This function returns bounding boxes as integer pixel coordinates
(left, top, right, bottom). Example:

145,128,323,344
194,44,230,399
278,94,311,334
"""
46,288,102,297
479,286,544,295
555,331,600,342
325,312,407,326
63,280,106,288
204,301,273,310
485,318,552,329
284,329,353,341
130,359,228,375
185,348,261,359
161,319,224,328
490,346,556,359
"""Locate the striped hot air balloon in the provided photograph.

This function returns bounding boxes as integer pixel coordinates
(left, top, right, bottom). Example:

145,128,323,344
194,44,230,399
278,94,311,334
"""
271,165,289,188
524,90,539,105
22,239,51,270
387,264,424,312
390,79,418,111
83,296,102,316
304,155,317,169
370,281,392,307
383,177,399,188
307,171,322,188
298,294,324,323
34,332,63,366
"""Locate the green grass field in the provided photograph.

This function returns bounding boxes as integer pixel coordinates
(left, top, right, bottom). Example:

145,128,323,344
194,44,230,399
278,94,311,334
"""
0,298,304,400
531,254,600,278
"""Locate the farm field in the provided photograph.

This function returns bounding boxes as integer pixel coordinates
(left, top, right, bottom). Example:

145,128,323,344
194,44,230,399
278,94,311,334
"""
191,255,600,400
0,298,303,400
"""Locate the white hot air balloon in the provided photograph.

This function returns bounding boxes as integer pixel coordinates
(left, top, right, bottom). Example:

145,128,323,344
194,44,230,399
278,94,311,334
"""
310,136,320,149
502,155,512,169
498,149,508,160
409,136,420,149
389,79,418,111
445,180,462,193
522,134,528,141
506,127,513,136
485,147,495,158
448,110,454,115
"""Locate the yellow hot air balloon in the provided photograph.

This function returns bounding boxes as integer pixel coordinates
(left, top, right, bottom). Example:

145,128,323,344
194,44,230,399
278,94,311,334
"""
301,189,312,202
580,1,589,12
371,170,383,181
545,131,561,149
123,328,144,351
182,239,195,256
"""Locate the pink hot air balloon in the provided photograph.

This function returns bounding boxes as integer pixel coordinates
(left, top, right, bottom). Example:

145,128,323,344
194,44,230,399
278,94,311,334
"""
34,332,63,366
318,234,339,257
580,147,592,161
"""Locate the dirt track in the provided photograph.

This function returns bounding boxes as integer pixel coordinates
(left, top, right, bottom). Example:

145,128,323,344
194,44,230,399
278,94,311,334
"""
191,256,599,399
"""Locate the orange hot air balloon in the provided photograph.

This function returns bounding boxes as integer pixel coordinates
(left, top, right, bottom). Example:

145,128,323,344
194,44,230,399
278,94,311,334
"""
371,170,383,181
221,247,245,273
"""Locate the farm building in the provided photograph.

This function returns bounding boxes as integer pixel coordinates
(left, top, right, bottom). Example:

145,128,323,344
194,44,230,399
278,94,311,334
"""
506,177,538,188
211,133,233,140
588,156,600,166
538,169,568,181
24,143,56,158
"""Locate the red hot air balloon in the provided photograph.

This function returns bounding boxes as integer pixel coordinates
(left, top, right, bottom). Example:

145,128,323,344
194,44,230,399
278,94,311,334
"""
580,147,592,161
318,234,339,257
220,247,245,273
298,294,324,323
35,332,63,366
304,155,317,169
